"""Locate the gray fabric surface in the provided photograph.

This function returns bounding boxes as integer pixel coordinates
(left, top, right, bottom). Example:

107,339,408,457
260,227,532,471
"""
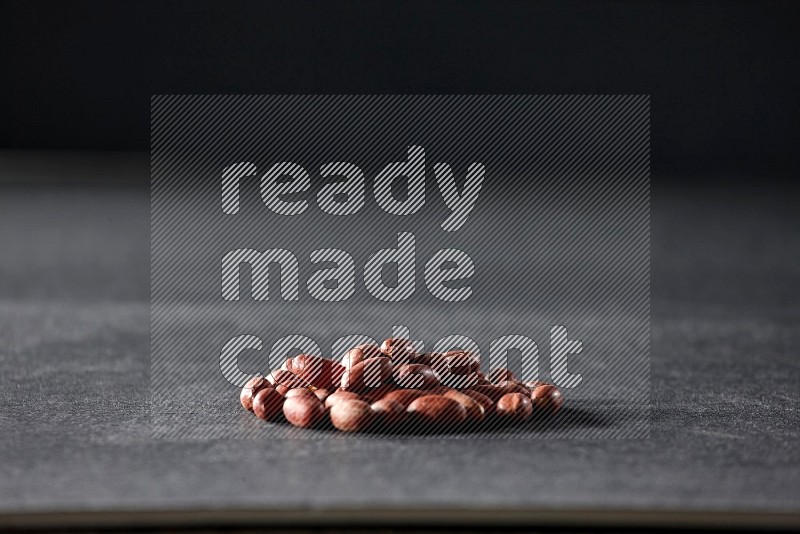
0,153,798,518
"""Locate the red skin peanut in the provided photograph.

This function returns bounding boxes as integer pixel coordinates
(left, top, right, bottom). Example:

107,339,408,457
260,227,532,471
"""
370,399,406,429
361,385,399,403
407,395,467,429
408,352,433,366
284,354,341,389
443,390,485,423
380,338,424,365
381,389,426,409
240,375,272,412
354,343,383,356
496,380,532,397
329,399,374,432
330,363,346,386
496,392,533,421
313,388,332,402
340,344,382,370
531,384,565,412
461,389,496,416
488,368,516,384
466,384,508,402
340,357,393,392
522,380,547,391
267,369,313,395
392,363,441,390
282,395,325,428
380,337,411,357
431,351,481,376
467,381,529,402
324,391,363,410
474,371,491,385
435,368,484,390
252,388,284,421
284,387,316,399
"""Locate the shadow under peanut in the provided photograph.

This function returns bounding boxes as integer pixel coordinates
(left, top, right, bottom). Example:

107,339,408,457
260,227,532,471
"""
364,406,613,437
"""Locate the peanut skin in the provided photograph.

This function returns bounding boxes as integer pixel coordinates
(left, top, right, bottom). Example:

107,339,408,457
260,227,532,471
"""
392,363,440,389
284,387,316,398
431,351,480,376
380,337,410,357
329,399,374,432
340,356,392,392
361,385,399,403
465,384,507,402
341,344,383,369
443,390,485,422
240,375,272,412
496,392,533,421
282,395,325,428
252,388,284,421
443,389,486,422
461,389,496,416
284,354,337,389
435,369,484,390
313,388,332,402
370,398,406,429
531,384,564,412
324,390,363,410
407,395,467,429
268,369,313,395
488,368,516,384
496,380,532,397
381,389,425,409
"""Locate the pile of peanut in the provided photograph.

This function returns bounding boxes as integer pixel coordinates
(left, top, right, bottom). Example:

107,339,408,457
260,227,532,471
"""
240,338,564,433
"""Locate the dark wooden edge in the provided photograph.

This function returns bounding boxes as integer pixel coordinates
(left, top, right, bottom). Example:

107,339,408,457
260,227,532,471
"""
0,507,798,531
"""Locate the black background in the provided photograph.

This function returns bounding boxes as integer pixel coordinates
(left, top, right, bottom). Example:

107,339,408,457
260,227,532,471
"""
2,0,799,179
